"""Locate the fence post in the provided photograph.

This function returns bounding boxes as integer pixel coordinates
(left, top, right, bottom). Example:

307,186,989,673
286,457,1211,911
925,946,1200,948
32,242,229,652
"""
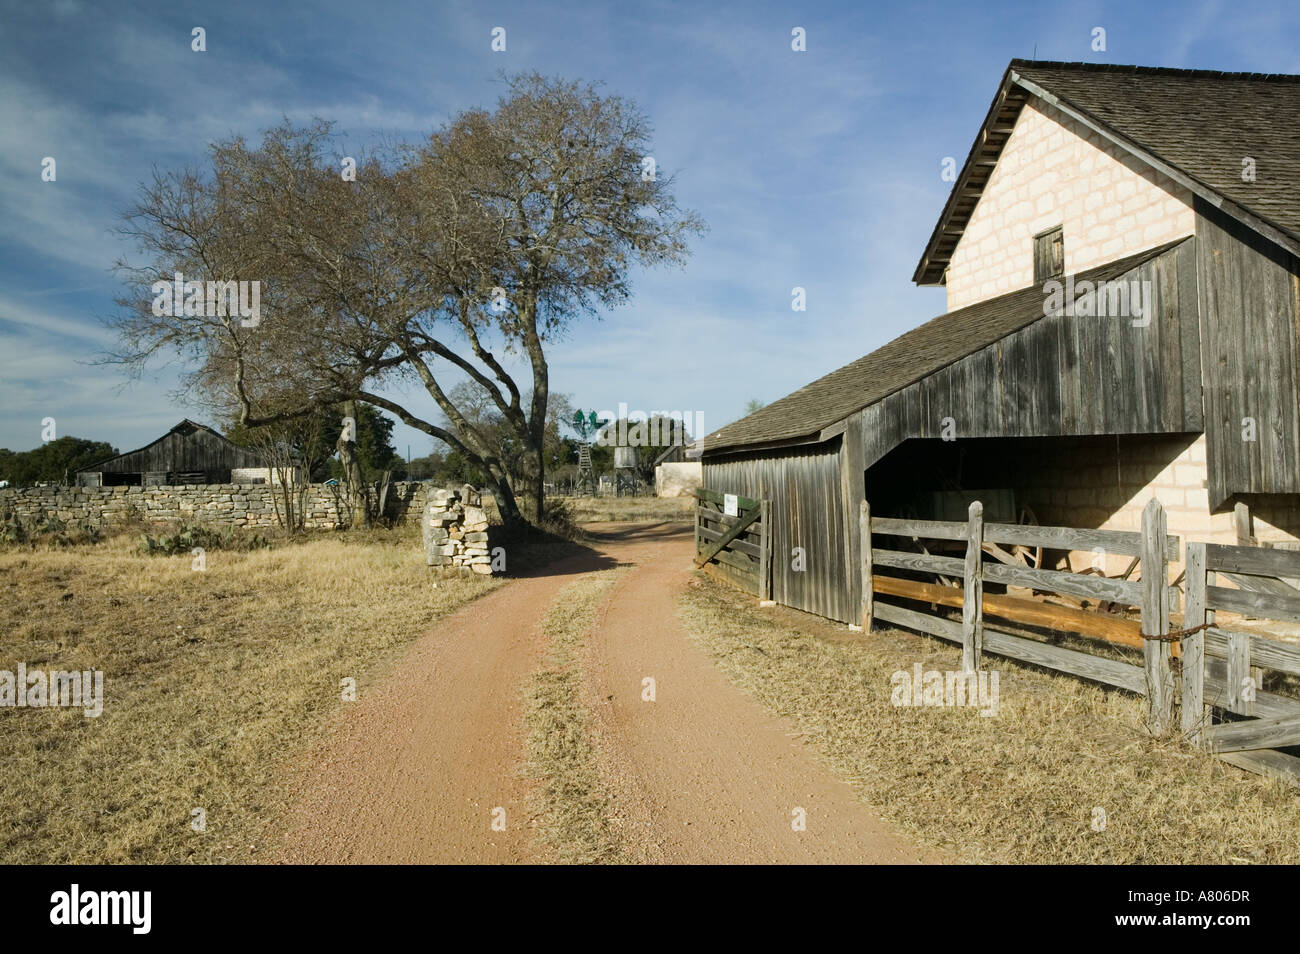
1140,498,1174,735
1182,542,1207,743
758,499,771,603
962,500,984,673
859,500,873,633
693,493,701,560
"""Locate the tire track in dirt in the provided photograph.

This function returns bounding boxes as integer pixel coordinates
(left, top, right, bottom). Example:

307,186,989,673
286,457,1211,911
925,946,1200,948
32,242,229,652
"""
581,523,934,864
276,522,933,864
275,548,614,864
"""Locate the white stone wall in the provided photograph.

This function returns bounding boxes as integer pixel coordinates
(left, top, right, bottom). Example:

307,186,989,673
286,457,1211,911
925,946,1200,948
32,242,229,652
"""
655,461,702,497
945,98,1195,311
1015,435,1300,574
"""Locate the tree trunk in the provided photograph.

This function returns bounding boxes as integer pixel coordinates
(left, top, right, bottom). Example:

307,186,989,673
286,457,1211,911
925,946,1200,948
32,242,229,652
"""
486,467,526,532
337,400,370,528
532,443,545,523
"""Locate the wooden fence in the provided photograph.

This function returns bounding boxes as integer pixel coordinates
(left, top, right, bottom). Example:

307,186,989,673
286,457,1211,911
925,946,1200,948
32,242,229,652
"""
862,498,1184,734
1183,542,1300,783
693,488,770,599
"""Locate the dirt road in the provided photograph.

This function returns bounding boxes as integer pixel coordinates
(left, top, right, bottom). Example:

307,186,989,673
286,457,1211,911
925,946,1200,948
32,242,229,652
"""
277,523,931,864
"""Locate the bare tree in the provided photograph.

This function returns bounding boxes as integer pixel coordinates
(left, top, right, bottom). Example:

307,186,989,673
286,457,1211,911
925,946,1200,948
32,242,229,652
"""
111,75,704,529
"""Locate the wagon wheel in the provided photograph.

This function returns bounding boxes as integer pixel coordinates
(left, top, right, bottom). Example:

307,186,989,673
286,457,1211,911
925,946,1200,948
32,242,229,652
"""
1012,505,1043,570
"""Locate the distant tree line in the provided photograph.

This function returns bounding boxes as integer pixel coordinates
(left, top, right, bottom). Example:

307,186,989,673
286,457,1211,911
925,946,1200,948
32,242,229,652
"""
0,437,117,487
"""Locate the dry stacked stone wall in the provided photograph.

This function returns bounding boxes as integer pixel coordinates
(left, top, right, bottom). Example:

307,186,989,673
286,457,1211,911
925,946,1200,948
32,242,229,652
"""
0,481,435,530
421,485,494,574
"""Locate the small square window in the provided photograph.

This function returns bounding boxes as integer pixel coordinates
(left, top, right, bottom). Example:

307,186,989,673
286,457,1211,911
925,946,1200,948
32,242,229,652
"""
1033,226,1064,283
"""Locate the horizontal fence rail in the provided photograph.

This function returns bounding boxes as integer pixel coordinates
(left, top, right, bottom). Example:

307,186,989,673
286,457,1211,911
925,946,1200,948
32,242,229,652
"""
863,498,1182,736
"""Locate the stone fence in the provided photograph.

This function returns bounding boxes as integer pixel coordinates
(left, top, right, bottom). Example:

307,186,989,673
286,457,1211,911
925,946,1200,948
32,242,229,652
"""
0,482,440,531
421,486,495,573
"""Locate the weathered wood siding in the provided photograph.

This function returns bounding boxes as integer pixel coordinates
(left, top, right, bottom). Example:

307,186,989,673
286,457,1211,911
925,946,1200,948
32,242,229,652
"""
1195,199,1300,505
849,240,1201,474
96,425,265,476
702,440,852,622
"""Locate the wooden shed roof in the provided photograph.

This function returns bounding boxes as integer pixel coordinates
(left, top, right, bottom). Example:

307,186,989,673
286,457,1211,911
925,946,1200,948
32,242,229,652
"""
914,60,1300,285
701,240,1185,456
77,419,268,473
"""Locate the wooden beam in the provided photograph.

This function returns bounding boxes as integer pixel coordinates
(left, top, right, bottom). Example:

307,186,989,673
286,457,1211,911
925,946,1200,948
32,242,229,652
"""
697,523,763,559
1141,499,1174,735
870,575,1158,652
1207,584,1300,624
871,601,1146,694
860,500,873,634
1216,749,1300,787
963,501,984,673
693,504,762,568
1205,543,1300,580
1227,630,1254,716
1204,626,1300,677
1234,500,1254,546
1203,713,1300,753
1182,543,1208,742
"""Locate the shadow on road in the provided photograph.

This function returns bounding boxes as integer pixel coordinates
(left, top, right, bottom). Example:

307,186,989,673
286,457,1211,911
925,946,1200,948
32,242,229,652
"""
500,521,690,580
580,521,692,543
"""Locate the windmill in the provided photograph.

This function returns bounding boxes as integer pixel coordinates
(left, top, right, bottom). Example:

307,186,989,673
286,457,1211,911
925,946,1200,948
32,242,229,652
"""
570,410,599,496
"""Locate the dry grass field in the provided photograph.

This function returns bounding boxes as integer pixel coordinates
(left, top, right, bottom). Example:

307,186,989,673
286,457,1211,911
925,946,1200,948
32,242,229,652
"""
678,573,1300,864
0,525,568,864
560,495,694,524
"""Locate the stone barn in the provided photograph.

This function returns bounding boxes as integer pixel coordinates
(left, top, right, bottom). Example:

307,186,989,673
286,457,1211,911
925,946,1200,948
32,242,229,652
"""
700,59,1300,625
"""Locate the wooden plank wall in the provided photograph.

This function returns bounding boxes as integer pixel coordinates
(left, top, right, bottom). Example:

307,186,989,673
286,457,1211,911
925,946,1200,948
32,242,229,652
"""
702,439,851,622
1195,199,1300,505
850,241,1200,474
100,427,266,475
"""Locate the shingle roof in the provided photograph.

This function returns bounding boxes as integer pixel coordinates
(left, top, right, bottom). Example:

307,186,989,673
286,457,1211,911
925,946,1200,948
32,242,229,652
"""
701,240,1186,456
915,60,1300,284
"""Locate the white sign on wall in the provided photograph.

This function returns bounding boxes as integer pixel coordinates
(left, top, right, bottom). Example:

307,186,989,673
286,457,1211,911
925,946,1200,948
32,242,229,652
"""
724,493,738,517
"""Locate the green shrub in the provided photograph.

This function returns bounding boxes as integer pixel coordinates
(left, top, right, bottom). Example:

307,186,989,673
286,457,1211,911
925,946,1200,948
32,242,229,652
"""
138,524,269,556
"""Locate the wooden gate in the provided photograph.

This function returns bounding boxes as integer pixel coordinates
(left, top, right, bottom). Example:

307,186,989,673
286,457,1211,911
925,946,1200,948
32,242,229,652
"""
693,489,771,600
1183,542,1300,784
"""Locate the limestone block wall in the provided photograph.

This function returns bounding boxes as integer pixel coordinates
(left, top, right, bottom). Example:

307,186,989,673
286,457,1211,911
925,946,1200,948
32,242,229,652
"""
655,461,702,497
1004,435,1300,574
945,97,1195,311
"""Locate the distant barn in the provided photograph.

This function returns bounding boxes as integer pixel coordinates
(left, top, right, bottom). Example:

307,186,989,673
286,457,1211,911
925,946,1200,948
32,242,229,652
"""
75,419,278,487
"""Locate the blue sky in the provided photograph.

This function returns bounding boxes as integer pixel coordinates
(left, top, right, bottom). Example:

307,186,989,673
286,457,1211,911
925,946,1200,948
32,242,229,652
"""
2,0,1298,457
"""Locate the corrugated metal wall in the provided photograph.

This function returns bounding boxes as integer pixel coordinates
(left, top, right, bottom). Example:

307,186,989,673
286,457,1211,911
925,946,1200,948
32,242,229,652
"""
703,439,850,622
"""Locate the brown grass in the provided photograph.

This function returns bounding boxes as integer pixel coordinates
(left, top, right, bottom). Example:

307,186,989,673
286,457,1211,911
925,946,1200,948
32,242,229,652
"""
521,569,630,864
677,574,1300,864
0,526,527,863
560,495,693,524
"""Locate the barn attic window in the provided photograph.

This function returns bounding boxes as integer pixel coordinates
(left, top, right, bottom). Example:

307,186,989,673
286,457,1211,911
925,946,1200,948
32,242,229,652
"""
1034,226,1064,283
